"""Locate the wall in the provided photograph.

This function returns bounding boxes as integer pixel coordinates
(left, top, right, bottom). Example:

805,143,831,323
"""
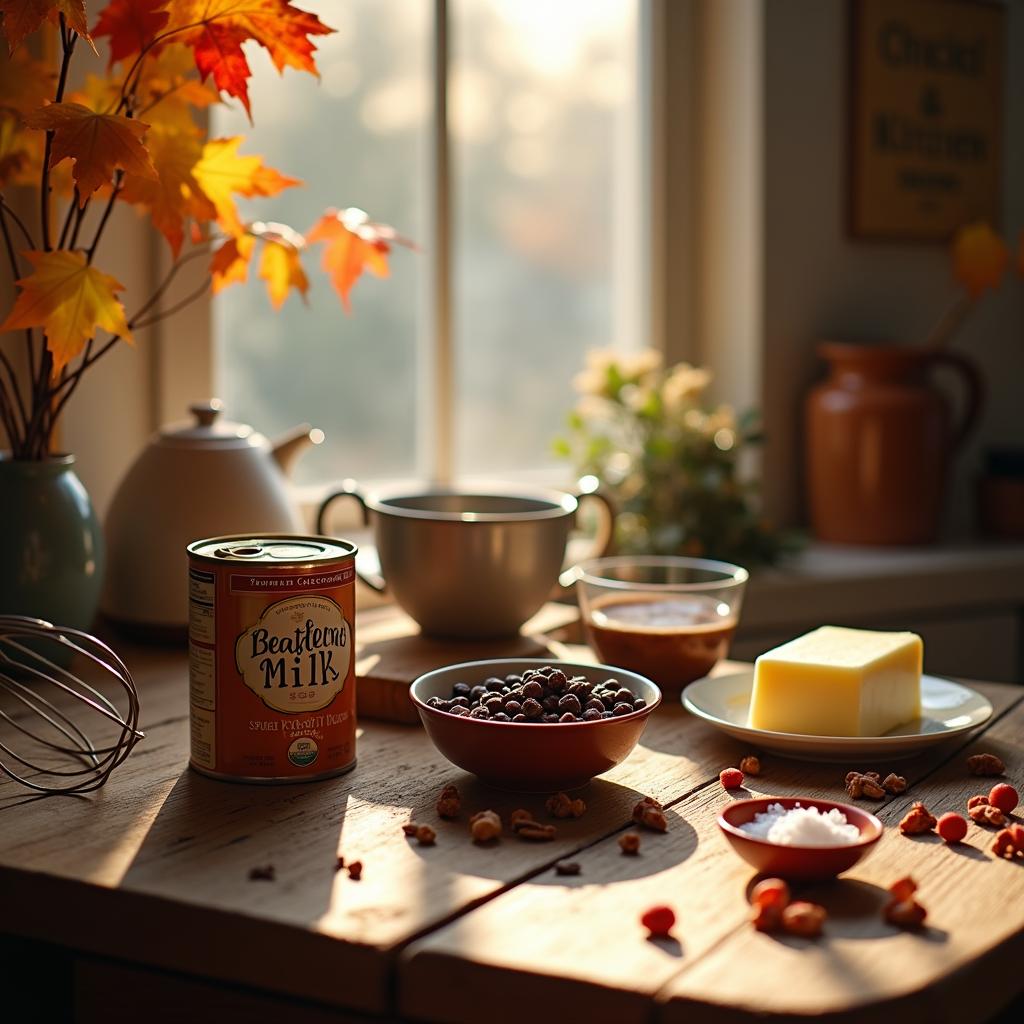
759,0,1024,530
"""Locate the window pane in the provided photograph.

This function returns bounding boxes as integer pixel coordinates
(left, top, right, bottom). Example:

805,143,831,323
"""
451,0,643,476
213,0,428,484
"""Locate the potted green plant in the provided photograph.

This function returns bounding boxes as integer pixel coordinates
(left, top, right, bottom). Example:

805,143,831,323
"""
0,1,407,628
554,349,796,567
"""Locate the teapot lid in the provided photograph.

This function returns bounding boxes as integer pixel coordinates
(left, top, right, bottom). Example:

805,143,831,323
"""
157,400,264,449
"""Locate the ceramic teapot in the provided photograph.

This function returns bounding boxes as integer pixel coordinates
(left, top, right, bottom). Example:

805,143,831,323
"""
102,400,321,634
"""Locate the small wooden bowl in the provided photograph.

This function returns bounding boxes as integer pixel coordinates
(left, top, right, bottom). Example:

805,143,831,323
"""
411,658,661,792
717,797,883,880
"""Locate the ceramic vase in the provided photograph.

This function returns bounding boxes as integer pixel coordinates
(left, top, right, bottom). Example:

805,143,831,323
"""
0,454,105,629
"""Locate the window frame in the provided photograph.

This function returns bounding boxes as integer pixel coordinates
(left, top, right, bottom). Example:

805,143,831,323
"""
149,0,681,494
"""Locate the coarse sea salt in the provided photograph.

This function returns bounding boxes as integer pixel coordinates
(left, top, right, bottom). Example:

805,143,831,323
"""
739,802,860,847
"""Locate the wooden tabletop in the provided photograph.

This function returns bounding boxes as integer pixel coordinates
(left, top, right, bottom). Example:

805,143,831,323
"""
2,625,1024,1023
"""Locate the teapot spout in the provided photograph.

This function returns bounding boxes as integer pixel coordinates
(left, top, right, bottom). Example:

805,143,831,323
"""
271,424,323,476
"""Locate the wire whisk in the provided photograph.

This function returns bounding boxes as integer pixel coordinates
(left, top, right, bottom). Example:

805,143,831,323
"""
0,615,144,795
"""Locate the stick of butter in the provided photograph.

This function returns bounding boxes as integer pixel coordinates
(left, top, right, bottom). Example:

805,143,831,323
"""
748,626,923,736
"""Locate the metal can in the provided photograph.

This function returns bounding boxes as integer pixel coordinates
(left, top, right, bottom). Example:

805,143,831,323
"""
187,534,357,783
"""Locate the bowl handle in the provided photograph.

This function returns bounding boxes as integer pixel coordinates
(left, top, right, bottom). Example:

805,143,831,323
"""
316,481,386,593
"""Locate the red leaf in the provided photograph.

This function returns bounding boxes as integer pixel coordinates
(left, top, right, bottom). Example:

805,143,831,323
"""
167,0,332,118
92,0,170,67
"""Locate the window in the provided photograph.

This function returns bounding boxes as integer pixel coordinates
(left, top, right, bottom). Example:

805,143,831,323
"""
214,0,648,487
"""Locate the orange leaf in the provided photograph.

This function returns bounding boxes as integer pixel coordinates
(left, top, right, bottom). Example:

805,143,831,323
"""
190,136,299,237
0,250,132,374
24,101,156,204
210,233,256,293
1,0,91,54
253,224,308,308
121,126,208,256
92,0,169,67
306,208,396,312
166,0,332,118
952,222,1009,299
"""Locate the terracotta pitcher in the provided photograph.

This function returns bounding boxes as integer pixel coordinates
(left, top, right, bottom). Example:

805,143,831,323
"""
806,343,982,545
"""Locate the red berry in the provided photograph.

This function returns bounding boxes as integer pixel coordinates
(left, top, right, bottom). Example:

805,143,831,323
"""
720,767,744,790
936,812,967,844
750,877,790,910
988,783,1019,814
640,904,676,937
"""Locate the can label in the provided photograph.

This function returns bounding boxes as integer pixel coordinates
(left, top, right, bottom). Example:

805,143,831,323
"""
187,535,357,783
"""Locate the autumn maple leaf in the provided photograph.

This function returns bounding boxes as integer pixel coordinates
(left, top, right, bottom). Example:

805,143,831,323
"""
952,222,1009,299
190,136,298,237
210,233,255,292
306,208,402,312
251,221,308,308
24,101,156,204
92,0,170,68
0,250,132,373
164,0,332,118
0,0,92,55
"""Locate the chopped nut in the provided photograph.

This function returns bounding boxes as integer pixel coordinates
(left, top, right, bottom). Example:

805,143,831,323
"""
751,902,782,933
510,808,534,828
739,754,761,776
967,794,990,810
415,825,436,846
899,801,937,835
844,770,862,784
546,792,587,818
885,899,927,929
347,860,363,880
632,797,668,832
516,821,556,842
970,804,1006,827
882,773,908,795
781,901,826,938
846,772,885,800
751,878,790,910
991,829,1016,859
470,809,502,842
436,783,461,819
402,822,420,837
619,832,641,855
967,753,1005,777
248,865,275,881
555,861,581,876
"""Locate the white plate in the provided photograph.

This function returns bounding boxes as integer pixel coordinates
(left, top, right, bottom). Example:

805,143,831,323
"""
681,671,993,762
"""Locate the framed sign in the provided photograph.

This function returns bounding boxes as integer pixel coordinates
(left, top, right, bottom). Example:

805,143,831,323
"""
848,0,1005,241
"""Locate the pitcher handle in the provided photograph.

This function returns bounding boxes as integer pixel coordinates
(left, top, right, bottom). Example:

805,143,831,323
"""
557,480,616,591
928,351,984,451
316,481,387,593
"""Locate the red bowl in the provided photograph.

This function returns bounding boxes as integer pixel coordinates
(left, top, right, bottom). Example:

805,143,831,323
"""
717,797,883,880
410,659,661,792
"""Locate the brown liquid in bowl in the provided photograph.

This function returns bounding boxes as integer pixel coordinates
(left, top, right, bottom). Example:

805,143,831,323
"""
583,593,736,692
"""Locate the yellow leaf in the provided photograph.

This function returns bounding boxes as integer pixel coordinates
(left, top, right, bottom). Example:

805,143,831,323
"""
210,233,255,293
952,222,1009,299
189,136,299,236
258,236,308,309
24,101,156,204
0,250,132,374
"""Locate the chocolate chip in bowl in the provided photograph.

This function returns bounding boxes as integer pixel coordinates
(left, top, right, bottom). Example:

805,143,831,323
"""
410,659,661,792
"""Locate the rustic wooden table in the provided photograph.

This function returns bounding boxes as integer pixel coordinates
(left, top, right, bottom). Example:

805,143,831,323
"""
2,627,1024,1024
